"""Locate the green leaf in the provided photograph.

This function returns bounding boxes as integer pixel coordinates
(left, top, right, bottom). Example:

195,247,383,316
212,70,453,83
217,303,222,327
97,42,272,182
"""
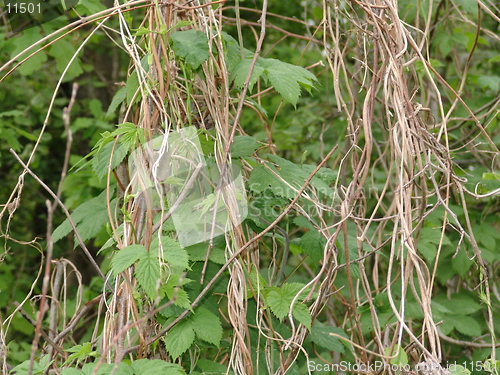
92,141,128,181
248,163,293,198
152,236,190,272
161,275,192,310
231,136,260,158
265,282,309,322
477,75,500,91
191,307,223,347
10,28,48,76
186,243,226,265
110,122,146,152
266,289,291,321
434,32,454,57
292,302,311,330
164,319,195,358
111,245,147,276
126,69,140,106
131,359,186,375
196,359,229,375
136,248,161,300
81,362,131,375
230,57,266,92
106,87,127,119
451,247,473,276
171,29,209,69
0,127,22,151
434,293,482,316
449,364,471,375
450,315,482,337
261,58,318,107
385,344,408,366
300,229,325,264
61,369,84,375
63,342,98,366
52,190,117,245
418,227,452,262
11,356,53,374
310,321,346,353
48,39,84,82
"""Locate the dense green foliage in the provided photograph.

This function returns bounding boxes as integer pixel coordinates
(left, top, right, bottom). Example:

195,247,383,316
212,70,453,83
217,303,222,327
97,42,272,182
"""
1,0,500,374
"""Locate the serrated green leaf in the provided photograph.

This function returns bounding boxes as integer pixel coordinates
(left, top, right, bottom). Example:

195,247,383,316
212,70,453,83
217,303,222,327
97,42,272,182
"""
222,32,244,72
61,369,84,375
281,282,309,298
248,163,295,199
52,190,117,245
171,29,209,69
10,28,48,76
434,32,454,57
231,136,260,158
434,293,483,315
449,364,471,375
136,248,161,300
11,356,53,374
186,243,226,265
131,359,186,375
191,307,223,347
261,58,317,107
92,141,128,181
266,289,290,321
292,302,311,330
164,319,195,358
161,275,192,310
106,87,126,119
449,315,482,337
418,227,452,262
196,359,229,375
231,58,266,92
451,247,473,276
0,127,22,151
265,283,309,322
300,229,325,264
310,321,346,353
63,342,98,366
48,39,84,82
81,362,132,375
151,236,190,272
126,69,140,106
111,245,147,276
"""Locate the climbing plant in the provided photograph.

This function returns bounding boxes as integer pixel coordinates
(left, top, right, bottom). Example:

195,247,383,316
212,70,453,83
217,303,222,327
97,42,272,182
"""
1,0,500,375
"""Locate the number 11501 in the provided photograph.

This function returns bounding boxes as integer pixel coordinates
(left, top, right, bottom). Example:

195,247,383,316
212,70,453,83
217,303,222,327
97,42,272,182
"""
6,3,41,13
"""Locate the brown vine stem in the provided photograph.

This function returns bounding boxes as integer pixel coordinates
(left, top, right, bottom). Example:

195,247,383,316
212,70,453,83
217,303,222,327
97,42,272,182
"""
120,144,339,357
9,149,114,293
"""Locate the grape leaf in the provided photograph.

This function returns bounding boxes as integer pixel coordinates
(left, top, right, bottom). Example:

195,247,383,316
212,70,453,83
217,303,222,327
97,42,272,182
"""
136,248,161,300
230,57,266,92
191,307,223,347
265,282,310,323
292,303,311,330
261,58,318,107
171,29,209,69
111,245,146,276
230,136,260,158
310,321,347,353
152,236,190,272
164,319,195,359
131,359,186,375
92,141,128,181
161,275,192,310
448,315,482,337
52,190,117,245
